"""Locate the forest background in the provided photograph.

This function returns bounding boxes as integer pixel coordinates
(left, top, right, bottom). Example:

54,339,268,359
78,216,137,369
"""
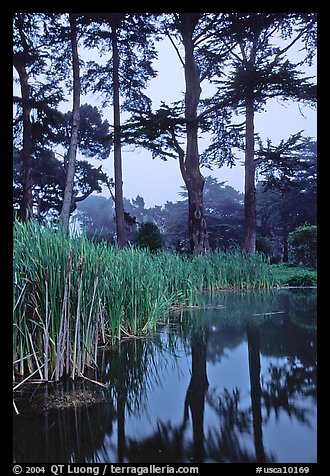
13,12,317,260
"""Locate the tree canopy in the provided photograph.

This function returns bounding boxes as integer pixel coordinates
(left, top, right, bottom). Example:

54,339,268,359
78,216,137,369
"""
13,12,316,253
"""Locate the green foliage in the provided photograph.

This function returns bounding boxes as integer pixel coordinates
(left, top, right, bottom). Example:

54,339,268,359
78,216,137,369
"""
13,104,111,220
256,140,317,261
256,234,273,257
115,177,245,252
58,104,111,160
135,221,164,252
288,224,317,268
14,220,277,380
284,272,317,287
257,137,317,194
271,263,317,287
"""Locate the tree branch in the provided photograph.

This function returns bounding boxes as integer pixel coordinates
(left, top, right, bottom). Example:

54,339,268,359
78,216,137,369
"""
169,126,187,182
268,29,306,70
73,188,94,203
196,95,234,122
165,26,185,67
226,120,246,129
220,37,242,63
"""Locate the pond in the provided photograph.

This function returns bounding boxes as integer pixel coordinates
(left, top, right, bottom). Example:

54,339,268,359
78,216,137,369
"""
13,288,317,464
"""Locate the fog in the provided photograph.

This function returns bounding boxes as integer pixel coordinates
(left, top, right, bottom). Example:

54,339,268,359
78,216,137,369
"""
13,31,317,208
96,38,317,207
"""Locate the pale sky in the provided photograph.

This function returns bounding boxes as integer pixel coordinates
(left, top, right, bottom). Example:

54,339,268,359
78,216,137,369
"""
101,37,317,207
14,30,317,209
116,100,317,208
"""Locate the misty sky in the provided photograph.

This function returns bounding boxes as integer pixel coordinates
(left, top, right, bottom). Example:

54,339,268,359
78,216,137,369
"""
99,37,317,208
13,32,317,209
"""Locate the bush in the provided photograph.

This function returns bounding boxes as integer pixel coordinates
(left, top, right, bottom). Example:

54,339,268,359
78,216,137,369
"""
256,234,273,257
135,221,164,252
288,224,317,268
284,272,317,287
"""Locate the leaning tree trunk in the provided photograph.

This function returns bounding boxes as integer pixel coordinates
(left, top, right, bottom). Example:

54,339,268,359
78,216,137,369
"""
179,13,209,254
243,97,257,254
111,22,126,249
60,13,81,230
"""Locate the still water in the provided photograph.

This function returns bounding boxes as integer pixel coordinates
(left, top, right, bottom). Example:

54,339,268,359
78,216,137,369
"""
13,289,317,464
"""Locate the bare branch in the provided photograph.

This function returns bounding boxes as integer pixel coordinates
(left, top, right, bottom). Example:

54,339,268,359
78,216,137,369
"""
169,126,187,182
165,26,185,67
268,29,306,69
220,37,242,63
226,121,246,129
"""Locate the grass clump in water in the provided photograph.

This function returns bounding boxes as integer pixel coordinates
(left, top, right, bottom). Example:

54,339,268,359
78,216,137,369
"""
13,219,275,381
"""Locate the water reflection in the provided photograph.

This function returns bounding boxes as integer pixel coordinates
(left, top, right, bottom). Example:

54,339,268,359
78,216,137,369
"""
247,322,266,462
13,289,317,463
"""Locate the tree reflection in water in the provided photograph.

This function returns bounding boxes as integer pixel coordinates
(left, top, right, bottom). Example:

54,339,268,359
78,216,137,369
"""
123,290,316,463
262,359,316,425
13,289,317,464
247,322,266,462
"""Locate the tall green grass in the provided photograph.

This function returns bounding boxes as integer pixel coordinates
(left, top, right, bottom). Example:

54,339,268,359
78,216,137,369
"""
13,219,275,382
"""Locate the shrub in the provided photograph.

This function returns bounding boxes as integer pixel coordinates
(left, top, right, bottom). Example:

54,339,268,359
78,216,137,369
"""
256,234,273,257
135,221,164,252
284,272,317,287
288,224,317,268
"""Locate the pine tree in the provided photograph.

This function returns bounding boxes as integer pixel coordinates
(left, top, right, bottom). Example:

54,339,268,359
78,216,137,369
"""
82,13,157,248
203,13,317,253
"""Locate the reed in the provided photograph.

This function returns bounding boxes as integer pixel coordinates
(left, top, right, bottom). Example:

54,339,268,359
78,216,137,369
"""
13,219,275,381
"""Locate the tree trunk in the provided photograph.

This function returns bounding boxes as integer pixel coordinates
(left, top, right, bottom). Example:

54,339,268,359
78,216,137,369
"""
111,23,126,249
243,98,256,254
282,224,289,262
14,60,33,222
179,13,209,254
187,173,208,254
60,13,81,230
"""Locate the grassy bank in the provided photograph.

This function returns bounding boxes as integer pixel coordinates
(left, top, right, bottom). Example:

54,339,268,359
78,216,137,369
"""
271,263,317,287
13,219,276,382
